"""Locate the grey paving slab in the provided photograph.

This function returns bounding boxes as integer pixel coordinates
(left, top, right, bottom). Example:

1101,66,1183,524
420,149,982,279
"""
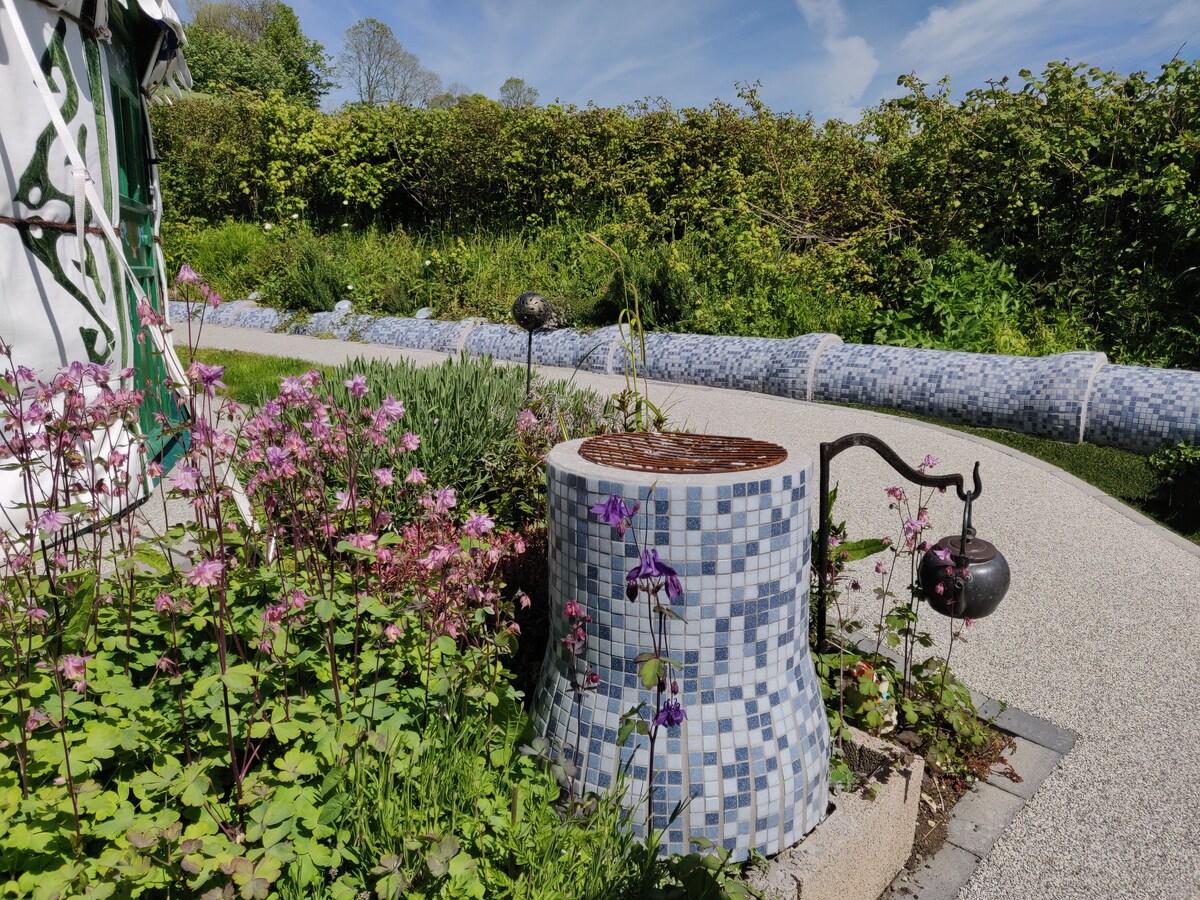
986,736,1064,802
194,324,1200,900
945,782,1027,858
890,844,982,900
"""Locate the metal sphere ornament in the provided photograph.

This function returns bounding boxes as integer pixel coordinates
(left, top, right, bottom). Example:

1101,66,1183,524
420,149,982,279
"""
513,292,550,332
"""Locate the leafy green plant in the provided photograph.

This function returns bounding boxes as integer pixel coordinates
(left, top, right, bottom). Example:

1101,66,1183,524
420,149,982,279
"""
321,355,610,529
1149,440,1200,526
811,465,1000,785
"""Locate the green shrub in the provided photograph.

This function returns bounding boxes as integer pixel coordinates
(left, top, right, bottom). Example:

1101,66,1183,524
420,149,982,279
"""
872,243,1092,356
1149,441,1200,523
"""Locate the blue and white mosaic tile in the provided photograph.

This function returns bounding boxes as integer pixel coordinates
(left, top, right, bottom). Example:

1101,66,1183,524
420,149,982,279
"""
812,345,1107,441
1085,364,1200,453
763,333,841,401
533,440,830,860
615,334,782,393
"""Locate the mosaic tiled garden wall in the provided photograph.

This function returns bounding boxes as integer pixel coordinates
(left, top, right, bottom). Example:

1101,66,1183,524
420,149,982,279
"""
174,301,1200,453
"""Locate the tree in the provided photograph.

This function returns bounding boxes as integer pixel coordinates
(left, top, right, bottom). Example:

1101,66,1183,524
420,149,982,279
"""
428,81,472,109
498,77,538,109
338,18,441,107
184,0,333,106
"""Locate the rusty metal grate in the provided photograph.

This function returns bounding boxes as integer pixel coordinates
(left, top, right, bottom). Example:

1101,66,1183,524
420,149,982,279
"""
578,432,787,474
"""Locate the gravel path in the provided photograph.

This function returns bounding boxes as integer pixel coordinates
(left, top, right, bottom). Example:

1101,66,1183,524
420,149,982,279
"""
197,324,1200,900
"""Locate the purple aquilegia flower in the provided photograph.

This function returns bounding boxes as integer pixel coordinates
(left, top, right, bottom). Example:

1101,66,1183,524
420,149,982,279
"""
932,546,953,564
405,467,427,484
654,699,686,728
626,548,682,601
516,409,538,433
186,558,224,588
591,495,637,537
344,374,368,399
400,432,420,452
187,362,226,398
920,454,939,471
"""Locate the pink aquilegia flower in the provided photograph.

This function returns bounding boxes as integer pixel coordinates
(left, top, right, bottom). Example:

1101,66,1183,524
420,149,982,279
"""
176,264,202,285
462,511,495,538
170,463,202,493
373,468,394,487
378,395,405,422
344,374,368,399
874,562,886,575
400,432,420,452
37,510,71,535
433,487,456,514
516,409,538,433
405,467,427,485
885,486,906,502
26,709,50,732
186,558,224,588
201,284,222,309
384,623,402,643
289,590,309,610
154,593,176,616
564,600,585,618
57,654,92,693
920,454,939,471
347,532,377,551
932,546,953,564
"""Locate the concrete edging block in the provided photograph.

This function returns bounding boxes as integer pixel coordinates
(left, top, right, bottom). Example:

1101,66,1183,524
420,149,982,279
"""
745,728,923,900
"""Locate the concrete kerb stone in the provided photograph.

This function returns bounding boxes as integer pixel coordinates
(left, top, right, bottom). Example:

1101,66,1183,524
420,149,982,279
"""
745,727,923,900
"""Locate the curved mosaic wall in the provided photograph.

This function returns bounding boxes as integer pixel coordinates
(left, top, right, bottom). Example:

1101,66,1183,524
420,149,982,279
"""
171,301,1200,454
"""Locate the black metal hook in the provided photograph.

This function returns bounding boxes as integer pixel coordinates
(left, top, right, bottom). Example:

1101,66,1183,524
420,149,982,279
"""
813,433,984,650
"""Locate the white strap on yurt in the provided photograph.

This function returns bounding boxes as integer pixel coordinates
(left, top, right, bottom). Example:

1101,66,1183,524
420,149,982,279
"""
1,0,258,531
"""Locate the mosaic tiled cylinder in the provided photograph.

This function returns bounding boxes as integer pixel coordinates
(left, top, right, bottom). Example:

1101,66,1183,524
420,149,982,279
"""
533,437,830,860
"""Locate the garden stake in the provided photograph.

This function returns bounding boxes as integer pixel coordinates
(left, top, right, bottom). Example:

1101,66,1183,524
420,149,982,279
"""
512,292,550,399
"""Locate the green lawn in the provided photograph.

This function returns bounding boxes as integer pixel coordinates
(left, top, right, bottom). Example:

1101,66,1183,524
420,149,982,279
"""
192,348,1197,545
191,347,331,406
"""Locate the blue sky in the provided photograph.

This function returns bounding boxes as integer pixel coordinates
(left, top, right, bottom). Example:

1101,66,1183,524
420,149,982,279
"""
200,0,1200,120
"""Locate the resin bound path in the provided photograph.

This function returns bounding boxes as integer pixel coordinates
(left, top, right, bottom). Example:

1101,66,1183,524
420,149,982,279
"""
196,324,1200,900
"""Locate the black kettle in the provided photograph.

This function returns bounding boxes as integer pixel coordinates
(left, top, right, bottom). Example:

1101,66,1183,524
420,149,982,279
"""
918,494,1010,619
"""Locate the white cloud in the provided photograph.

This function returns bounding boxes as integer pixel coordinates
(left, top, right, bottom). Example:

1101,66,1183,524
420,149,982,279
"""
790,0,878,120
818,34,879,117
898,0,1043,78
795,0,846,34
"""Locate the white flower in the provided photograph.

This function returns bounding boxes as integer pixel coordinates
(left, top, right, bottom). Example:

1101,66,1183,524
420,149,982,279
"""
423,259,431,266
291,213,299,220
346,285,354,291
343,199,349,206
263,223,273,231
342,223,349,228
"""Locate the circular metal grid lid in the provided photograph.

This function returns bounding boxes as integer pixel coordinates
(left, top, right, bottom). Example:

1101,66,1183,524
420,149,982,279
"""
578,432,788,474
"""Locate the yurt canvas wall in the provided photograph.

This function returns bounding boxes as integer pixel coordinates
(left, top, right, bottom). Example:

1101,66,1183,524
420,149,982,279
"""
0,0,192,537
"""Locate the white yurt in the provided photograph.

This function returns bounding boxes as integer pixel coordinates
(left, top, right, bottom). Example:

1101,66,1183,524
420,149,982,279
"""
0,0,194,540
